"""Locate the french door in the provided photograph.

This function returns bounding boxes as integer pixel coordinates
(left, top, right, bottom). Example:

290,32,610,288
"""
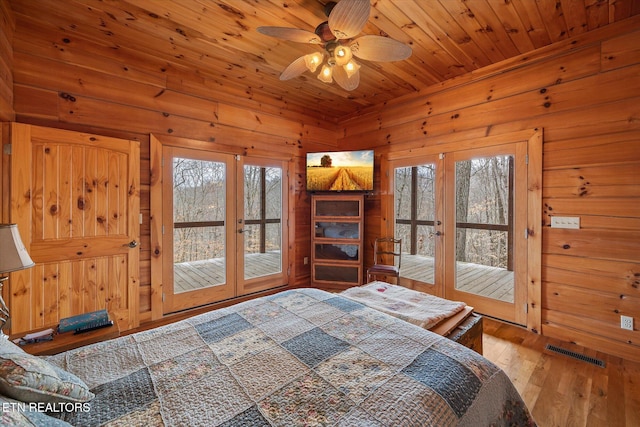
161,146,288,314
390,141,531,325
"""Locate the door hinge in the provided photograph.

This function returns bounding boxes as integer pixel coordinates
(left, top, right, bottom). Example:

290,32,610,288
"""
287,267,290,276
235,154,241,161
525,154,529,165
162,225,165,235
524,228,529,239
3,144,11,155
162,293,165,302
439,153,445,159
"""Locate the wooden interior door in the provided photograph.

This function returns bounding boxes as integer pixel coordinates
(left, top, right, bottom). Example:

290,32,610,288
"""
9,123,140,335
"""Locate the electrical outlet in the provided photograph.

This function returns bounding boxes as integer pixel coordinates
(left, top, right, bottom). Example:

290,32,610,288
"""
550,216,580,229
621,315,633,331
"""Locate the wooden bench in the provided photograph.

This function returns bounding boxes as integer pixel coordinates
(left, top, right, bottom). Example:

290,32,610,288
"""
430,306,483,354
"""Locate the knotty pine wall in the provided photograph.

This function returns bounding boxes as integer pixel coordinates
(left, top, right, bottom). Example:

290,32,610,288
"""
0,0,14,238
1,0,638,361
0,0,337,326
336,18,640,362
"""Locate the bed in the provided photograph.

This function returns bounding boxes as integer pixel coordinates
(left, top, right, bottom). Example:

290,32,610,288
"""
0,288,535,426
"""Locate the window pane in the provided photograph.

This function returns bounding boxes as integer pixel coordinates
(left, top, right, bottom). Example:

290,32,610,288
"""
173,158,225,223
455,155,514,303
172,158,226,293
415,165,436,221
394,167,412,220
394,164,437,285
243,164,283,280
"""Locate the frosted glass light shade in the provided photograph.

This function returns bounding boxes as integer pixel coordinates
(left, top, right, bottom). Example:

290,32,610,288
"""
334,45,352,66
317,64,333,83
344,60,361,78
304,52,324,72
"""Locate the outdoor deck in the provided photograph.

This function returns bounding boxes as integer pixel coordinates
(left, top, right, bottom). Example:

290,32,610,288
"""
173,251,513,302
401,254,514,302
174,252,281,293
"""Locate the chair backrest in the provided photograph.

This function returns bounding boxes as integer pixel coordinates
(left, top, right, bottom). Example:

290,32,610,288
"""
373,237,402,269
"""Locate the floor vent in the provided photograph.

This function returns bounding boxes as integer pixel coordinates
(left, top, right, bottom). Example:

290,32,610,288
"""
545,344,605,368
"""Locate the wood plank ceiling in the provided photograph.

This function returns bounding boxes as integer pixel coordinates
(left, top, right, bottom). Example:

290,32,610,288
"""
8,0,640,122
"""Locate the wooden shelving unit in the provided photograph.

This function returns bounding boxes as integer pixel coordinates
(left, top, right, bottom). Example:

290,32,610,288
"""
311,194,364,289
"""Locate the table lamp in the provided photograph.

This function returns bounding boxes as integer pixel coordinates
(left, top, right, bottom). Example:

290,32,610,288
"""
0,224,35,339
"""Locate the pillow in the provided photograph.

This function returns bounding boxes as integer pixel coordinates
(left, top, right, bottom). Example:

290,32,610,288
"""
0,339,94,404
0,394,72,426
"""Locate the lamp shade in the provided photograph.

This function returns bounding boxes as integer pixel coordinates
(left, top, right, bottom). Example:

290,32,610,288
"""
0,224,35,274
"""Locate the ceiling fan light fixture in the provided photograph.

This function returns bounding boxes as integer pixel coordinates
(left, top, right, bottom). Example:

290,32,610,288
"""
344,59,360,78
334,45,352,66
304,52,324,72
318,64,334,83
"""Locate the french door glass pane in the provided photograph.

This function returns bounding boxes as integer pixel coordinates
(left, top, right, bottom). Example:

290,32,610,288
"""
394,164,436,283
173,158,226,293
243,165,282,279
454,156,514,302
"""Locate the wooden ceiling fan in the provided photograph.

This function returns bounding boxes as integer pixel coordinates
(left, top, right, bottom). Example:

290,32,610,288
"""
257,0,412,91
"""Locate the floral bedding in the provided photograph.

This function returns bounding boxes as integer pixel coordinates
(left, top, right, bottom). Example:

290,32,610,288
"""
46,288,535,426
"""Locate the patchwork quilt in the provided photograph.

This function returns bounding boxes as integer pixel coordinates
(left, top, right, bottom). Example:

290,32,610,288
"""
47,288,535,426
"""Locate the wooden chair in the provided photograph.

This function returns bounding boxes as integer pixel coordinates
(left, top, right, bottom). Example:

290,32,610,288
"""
367,237,402,283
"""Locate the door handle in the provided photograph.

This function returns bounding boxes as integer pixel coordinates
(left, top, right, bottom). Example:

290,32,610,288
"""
124,240,139,248
435,231,442,236
238,229,244,234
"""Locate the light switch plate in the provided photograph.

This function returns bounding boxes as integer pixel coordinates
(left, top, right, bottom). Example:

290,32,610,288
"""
550,216,580,229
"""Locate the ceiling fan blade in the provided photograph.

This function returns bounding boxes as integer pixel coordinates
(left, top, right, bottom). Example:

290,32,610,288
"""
279,55,309,81
350,35,412,62
257,26,322,44
328,0,370,39
333,66,360,91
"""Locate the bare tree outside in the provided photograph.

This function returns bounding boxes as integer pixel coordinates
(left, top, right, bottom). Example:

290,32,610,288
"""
173,158,226,264
395,165,437,257
456,156,512,269
394,155,514,292
243,165,283,256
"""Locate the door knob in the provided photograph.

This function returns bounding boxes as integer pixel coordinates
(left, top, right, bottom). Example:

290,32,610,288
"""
124,240,139,248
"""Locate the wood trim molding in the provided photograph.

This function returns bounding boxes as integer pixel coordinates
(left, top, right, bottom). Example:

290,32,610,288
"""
526,128,543,334
149,134,164,320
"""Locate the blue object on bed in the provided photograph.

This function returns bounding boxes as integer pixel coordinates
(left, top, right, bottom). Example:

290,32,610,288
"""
45,288,536,426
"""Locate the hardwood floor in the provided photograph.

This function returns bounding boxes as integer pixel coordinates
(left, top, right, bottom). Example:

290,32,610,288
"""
482,318,640,427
